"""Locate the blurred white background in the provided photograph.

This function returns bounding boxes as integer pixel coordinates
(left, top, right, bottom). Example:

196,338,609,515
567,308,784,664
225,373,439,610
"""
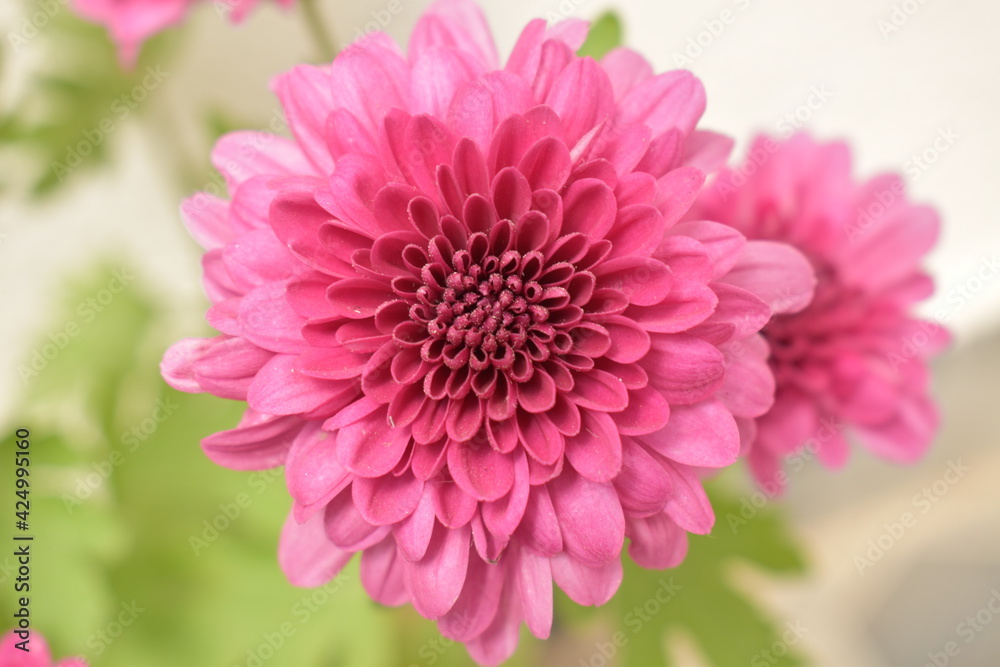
1,1,997,665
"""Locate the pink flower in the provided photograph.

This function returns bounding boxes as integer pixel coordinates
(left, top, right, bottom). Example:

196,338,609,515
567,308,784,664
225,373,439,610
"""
689,133,948,487
162,1,814,662
71,0,294,65
0,631,87,667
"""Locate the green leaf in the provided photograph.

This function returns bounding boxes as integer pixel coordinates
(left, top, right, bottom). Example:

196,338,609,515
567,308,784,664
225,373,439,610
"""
578,11,624,60
0,1,179,197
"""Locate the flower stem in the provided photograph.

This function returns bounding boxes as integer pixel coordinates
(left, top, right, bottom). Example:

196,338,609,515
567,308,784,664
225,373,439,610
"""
300,0,337,62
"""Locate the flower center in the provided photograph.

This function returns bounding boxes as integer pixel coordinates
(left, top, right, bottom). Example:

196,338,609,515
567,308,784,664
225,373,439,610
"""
412,245,573,375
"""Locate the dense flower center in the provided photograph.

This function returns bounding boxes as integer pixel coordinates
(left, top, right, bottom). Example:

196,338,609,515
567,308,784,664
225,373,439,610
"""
417,246,567,371
763,275,872,390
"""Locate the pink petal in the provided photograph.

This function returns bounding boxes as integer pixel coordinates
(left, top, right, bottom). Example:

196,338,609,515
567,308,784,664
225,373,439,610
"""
716,336,775,418
548,470,625,566
181,194,232,250
201,411,299,471
516,410,565,465
569,369,629,412
615,385,671,436
564,411,622,482
212,131,311,189
409,0,499,71
661,460,714,534
655,166,705,226
518,137,572,192
545,58,614,144
279,511,352,587
448,440,516,501
596,256,673,306
463,581,521,666
329,38,410,137
682,130,734,173
238,282,307,353
550,553,623,606
438,553,505,641
514,546,553,638
360,537,409,606
601,47,653,100
432,476,479,528
667,220,746,279
626,279,718,333
720,240,816,314
561,178,617,239
403,522,471,619
616,70,706,136
247,354,352,415
448,72,534,152
517,486,563,556
613,438,672,517
392,490,436,561
481,450,531,537
642,333,725,404
602,316,652,364
605,204,665,259
272,65,335,173
286,422,350,510
335,409,410,477
410,46,481,118
627,513,689,569
643,399,739,467
353,471,424,525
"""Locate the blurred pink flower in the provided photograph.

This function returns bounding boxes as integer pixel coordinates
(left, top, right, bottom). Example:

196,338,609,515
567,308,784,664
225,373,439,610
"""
689,133,948,488
0,631,87,667
161,1,813,662
72,0,294,65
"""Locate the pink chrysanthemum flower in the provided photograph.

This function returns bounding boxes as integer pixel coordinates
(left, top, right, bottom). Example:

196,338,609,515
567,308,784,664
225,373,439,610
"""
162,1,814,662
0,631,87,667
72,0,294,65
689,133,948,487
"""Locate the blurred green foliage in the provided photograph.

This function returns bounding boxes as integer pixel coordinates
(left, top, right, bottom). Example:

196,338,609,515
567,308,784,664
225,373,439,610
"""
0,1,176,196
1,265,809,666
578,12,624,60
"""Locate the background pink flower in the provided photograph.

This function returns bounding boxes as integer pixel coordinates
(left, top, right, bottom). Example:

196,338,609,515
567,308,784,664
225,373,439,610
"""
0,631,87,667
688,133,948,488
161,1,814,663
71,0,294,64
